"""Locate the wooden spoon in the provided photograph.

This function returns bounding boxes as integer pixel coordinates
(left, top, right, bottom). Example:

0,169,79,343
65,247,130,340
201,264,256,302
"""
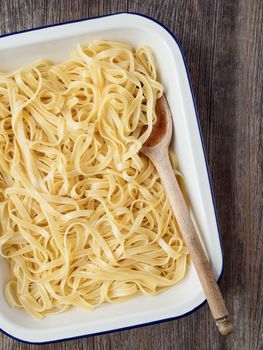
141,96,233,336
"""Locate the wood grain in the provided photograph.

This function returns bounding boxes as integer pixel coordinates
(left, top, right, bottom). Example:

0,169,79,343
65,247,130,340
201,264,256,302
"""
0,0,262,349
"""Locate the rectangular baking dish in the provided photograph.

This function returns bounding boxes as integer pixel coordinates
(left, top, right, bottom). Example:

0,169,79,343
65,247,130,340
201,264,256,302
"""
0,13,223,343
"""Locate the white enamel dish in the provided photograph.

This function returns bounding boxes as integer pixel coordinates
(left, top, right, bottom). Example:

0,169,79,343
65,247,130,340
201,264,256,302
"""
0,13,223,343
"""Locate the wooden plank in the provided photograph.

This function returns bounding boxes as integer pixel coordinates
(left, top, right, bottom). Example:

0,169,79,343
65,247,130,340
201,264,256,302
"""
0,0,262,349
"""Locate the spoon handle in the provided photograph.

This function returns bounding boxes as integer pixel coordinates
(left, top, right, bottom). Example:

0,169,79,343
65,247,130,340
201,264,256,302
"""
151,149,233,336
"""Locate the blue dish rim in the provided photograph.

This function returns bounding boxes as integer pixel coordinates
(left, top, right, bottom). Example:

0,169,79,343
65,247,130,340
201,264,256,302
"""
0,11,224,344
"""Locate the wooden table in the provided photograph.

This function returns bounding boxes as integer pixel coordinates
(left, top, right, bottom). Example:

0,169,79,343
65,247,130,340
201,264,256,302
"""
0,1,262,349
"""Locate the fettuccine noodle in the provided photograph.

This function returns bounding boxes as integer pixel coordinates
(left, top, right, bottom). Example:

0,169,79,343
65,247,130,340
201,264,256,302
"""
0,41,188,319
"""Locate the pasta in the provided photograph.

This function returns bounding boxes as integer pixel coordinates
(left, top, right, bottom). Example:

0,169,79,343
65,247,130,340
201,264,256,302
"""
0,41,188,319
